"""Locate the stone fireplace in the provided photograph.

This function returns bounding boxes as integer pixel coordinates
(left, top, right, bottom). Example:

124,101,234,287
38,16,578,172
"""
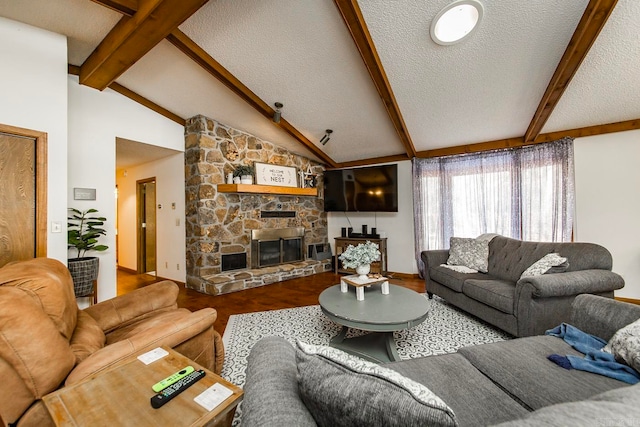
184,115,331,295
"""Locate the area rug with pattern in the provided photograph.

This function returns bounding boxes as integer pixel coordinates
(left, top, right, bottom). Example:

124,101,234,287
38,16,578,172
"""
220,295,511,425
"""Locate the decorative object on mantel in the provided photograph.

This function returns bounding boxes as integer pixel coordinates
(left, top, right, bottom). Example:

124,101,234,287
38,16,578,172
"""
233,164,254,185
338,241,381,280
67,208,108,303
255,162,298,187
299,165,318,188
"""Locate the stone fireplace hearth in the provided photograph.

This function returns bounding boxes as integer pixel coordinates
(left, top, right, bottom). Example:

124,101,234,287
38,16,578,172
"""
184,115,330,296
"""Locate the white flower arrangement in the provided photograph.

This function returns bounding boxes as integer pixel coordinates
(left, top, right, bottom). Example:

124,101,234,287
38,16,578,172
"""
339,241,381,269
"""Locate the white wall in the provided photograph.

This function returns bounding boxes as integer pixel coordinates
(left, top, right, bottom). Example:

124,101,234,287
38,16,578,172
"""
68,75,184,301
0,17,68,262
116,153,186,282
327,160,417,274
574,130,640,299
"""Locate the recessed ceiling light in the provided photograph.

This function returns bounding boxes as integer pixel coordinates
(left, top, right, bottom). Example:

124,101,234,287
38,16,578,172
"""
431,0,484,46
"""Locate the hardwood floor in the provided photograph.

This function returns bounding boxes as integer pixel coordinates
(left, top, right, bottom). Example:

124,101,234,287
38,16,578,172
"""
117,270,425,335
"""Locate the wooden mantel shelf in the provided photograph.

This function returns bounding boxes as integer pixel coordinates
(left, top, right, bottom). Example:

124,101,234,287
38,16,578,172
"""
218,183,318,196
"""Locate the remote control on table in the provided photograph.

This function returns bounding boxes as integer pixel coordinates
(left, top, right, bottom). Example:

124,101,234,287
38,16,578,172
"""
152,366,195,392
150,369,206,409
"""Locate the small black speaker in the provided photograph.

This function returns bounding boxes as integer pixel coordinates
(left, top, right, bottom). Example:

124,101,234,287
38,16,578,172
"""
341,227,347,237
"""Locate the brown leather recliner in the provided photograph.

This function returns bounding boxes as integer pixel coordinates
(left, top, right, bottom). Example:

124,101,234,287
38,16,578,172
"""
0,258,224,426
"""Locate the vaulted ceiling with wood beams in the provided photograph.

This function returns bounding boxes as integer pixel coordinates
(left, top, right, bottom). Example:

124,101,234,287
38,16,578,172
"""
2,0,639,168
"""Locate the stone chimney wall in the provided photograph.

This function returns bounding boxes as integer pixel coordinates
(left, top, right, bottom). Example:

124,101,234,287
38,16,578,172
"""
184,115,328,294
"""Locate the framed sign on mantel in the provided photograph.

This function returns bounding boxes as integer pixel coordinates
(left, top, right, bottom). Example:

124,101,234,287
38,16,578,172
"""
255,162,298,187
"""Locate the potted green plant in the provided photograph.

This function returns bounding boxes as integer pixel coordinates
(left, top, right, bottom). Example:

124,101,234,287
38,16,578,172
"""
233,164,254,184
67,208,109,299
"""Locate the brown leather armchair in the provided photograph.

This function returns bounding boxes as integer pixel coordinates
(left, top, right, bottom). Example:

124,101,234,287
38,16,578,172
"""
0,258,224,427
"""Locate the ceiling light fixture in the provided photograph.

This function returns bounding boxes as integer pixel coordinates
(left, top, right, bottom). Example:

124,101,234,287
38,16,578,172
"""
430,0,484,46
320,129,333,145
273,102,283,123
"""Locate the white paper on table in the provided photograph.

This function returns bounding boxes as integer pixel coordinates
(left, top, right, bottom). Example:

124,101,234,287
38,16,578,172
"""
137,347,169,365
194,383,233,411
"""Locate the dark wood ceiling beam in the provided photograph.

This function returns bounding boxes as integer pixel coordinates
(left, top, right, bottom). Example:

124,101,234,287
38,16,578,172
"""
334,114,640,164
416,117,640,159
332,153,410,169
524,0,618,143
80,0,209,90
537,118,640,142
166,30,337,167
416,137,526,159
90,0,137,16
333,0,417,158
88,0,336,166
108,82,185,125
69,64,185,125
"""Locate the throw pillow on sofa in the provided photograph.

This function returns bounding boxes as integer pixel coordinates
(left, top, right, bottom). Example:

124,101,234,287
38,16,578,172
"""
447,237,489,273
295,341,458,427
520,253,569,279
603,318,640,373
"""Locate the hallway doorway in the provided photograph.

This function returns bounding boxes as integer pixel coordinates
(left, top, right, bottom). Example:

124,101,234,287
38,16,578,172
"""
137,178,156,274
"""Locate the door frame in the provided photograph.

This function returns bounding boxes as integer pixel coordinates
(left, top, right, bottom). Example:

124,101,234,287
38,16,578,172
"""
0,123,48,258
136,177,156,274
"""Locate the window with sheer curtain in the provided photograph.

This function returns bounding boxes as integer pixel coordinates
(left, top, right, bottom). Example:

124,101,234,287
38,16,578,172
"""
412,138,574,274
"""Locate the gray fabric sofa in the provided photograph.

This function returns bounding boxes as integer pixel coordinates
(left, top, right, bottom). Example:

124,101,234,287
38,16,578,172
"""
241,295,640,426
422,235,625,337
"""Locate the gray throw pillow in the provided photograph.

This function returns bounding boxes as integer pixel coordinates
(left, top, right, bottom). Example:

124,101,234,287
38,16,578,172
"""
520,253,569,279
603,318,640,373
295,341,458,427
447,237,489,273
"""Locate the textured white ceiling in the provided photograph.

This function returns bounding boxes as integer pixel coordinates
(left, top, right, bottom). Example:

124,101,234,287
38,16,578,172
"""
0,0,120,65
116,40,320,161
1,0,639,167
179,0,404,163
542,0,640,132
359,0,590,150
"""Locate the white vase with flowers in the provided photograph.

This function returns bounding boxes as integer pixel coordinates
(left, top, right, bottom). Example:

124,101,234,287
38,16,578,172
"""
339,241,381,279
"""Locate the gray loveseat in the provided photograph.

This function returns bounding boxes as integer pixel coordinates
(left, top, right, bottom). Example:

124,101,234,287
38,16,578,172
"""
242,295,640,426
422,235,625,337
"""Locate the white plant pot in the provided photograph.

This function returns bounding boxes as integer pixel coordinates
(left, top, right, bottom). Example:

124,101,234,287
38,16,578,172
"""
356,264,370,280
240,175,253,184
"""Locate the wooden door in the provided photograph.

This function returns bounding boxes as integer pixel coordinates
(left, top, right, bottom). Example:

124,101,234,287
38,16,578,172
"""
0,124,47,267
136,178,156,274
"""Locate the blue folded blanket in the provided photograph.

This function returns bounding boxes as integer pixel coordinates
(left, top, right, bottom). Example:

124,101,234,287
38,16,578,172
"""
546,323,640,384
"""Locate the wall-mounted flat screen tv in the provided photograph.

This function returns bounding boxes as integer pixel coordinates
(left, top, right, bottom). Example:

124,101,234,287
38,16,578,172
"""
323,164,398,212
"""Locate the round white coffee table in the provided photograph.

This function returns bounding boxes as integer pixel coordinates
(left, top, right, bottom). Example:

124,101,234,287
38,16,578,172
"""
319,283,430,363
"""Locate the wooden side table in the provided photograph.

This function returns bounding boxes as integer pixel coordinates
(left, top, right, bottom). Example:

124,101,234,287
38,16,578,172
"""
43,347,242,427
